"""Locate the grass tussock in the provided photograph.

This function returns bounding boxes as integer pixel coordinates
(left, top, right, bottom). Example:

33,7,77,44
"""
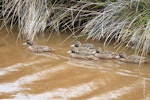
1,0,106,39
82,0,150,56
2,0,50,41
1,0,150,55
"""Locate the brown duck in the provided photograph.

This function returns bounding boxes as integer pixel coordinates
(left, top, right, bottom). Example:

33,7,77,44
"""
71,46,96,55
23,40,54,53
94,47,119,59
119,52,149,64
67,47,99,60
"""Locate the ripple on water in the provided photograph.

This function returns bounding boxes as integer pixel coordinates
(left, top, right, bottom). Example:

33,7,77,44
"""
0,58,53,76
0,30,150,99
0,64,70,93
87,79,145,100
10,81,98,99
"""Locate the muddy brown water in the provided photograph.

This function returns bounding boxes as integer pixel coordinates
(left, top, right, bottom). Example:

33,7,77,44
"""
0,29,150,100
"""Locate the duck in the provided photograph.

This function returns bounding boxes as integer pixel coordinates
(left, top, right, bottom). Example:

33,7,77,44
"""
71,46,96,55
22,40,54,53
119,52,149,64
94,48,120,59
67,48,99,60
67,48,87,59
71,41,94,49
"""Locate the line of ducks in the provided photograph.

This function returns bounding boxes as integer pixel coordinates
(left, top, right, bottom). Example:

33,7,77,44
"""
67,41,149,64
23,40,149,64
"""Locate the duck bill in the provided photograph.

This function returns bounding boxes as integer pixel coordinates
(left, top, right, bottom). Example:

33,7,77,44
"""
22,42,27,46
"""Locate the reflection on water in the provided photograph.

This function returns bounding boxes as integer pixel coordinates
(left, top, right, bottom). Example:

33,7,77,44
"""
0,29,150,100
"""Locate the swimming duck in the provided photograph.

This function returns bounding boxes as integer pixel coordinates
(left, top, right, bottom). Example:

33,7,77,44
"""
71,47,96,55
67,48,87,59
67,48,99,60
71,41,94,49
23,40,54,53
94,48,119,59
119,52,149,64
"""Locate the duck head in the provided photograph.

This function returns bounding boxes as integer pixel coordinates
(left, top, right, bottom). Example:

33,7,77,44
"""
22,40,33,46
119,52,126,58
90,47,101,54
67,47,79,54
95,47,102,53
70,41,81,47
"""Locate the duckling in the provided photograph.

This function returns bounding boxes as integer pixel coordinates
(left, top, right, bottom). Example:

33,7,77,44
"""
67,48,99,60
71,47,96,55
94,48,119,59
94,52,119,59
67,48,87,59
71,41,94,49
78,50,99,60
119,52,149,64
23,40,54,53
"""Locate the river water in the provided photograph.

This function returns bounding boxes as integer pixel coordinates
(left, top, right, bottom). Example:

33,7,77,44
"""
0,29,150,100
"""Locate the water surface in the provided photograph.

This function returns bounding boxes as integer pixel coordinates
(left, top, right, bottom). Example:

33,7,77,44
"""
0,29,150,100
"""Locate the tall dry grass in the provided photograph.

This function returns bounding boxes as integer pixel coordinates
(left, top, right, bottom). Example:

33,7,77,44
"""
1,0,50,40
1,0,105,38
82,0,150,56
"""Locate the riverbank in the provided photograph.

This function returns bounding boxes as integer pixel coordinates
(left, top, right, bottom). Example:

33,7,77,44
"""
1,0,150,56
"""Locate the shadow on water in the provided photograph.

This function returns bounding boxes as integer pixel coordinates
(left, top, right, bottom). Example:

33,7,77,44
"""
0,29,150,100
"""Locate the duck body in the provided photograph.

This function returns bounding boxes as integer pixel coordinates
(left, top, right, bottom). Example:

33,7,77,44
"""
69,51,99,60
71,41,94,49
28,45,53,53
94,52,119,59
68,47,98,60
23,40,54,53
120,57,148,64
119,52,149,64
71,47,96,55
94,48,119,59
